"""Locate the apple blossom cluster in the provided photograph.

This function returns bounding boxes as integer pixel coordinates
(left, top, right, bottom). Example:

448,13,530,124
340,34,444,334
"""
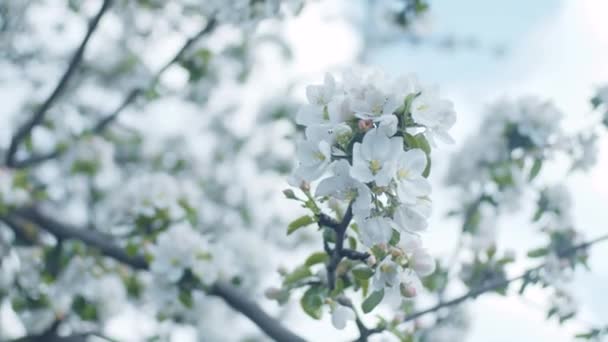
535,185,587,283
288,69,456,307
7,250,126,335
104,173,202,233
446,97,564,194
445,97,569,253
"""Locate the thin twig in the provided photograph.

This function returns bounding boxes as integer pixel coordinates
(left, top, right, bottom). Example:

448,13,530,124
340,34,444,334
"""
325,204,353,290
5,0,113,166
402,233,608,323
10,18,217,169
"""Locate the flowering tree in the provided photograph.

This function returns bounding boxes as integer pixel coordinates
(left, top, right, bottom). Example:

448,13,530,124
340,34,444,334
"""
1,1,607,341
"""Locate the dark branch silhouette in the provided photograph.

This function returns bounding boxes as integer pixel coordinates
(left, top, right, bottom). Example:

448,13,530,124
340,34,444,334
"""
6,207,306,342
5,0,113,166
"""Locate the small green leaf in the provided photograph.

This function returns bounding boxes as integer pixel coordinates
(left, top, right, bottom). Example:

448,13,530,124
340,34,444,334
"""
362,289,384,313
352,266,374,280
529,158,543,181
348,236,357,250
414,133,431,155
300,285,325,319
125,242,139,257
287,215,315,235
389,229,400,246
283,266,312,286
422,155,431,178
305,252,329,267
179,289,193,308
527,247,548,258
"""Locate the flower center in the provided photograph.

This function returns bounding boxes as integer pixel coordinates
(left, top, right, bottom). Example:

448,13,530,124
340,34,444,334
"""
416,104,428,112
314,151,326,161
371,104,383,115
397,168,410,180
369,160,382,175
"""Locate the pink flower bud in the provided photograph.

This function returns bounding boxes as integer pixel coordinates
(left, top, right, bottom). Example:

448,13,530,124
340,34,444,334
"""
299,181,311,192
358,119,373,132
400,283,417,298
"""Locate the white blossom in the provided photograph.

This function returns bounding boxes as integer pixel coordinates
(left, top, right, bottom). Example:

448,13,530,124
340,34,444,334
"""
331,304,355,330
394,149,431,204
149,224,215,284
351,128,402,186
292,140,331,182
411,88,456,144
359,216,394,247
411,246,435,277
351,87,399,122
372,257,401,290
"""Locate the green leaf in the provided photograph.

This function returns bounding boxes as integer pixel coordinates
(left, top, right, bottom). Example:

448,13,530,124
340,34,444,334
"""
300,285,325,319
362,289,384,313
72,296,98,321
389,229,400,246
179,289,193,308
532,207,545,222
352,266,374,280
527,247,548,258
283,266,312,286
305,252,329,267
287,215,315,235
125,242,139,257
422,156,431,178
348,236,357,250
529,158,543,181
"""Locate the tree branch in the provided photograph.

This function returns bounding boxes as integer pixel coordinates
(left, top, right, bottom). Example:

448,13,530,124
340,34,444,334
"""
10,18,217,169
13,207,148,269
208,281,306,342
325,204,354,290
5,0,113,167
6,207,306,342
402,233,608,323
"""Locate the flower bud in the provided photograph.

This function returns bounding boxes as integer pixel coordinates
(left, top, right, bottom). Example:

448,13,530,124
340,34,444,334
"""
366,254,377,267
390,247,403,258
299,181,310,192
282,189,297,200
358,119,373,132
400,283,417,298
264,287,283,300
377,243,388,253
